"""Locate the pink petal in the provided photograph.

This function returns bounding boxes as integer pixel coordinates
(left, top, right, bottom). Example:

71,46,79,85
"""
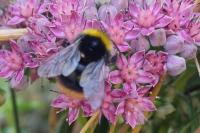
102,104,116,124
134,109,145,124
0,66,13,78
137,71,155,84
7,16,25,25
130,83,138,97
67,108,79,125
10,41,21,53
155,16,172,28
152,0,162,15
138,98,156,111
129,50,145,65
51,95,68,109
116,101,125,115
123,83,132,94
10,70,24,88
129,3,140,18
50,27,65,38
123,82,138,97
109,70,123,84
179,30,193,43
125,29,141,40
141,27,154,36
81,101,92,117
126,111,136,128
23,54,38,68
117,54,128,69
111,89,126,99
117,42,131,52
137,86,151,96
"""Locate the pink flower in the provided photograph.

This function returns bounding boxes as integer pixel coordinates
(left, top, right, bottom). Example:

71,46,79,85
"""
0,41,38,87
143,51,168,76
50,11,86,43
7,0,40,25
28,16,56,41
29,40,58,60
179,21,200,46
101,13,131,52
48,0,85,18
63,12,86,42
51,94,93,125
115,90,155,128
128,0,172,38
188,22,200,46
109,51,156,94
163,0,194,32
101,82,117,124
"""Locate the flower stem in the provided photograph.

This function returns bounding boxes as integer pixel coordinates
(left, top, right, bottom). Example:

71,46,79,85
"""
108,124,116,133
194,57,200,77
48,108,58,133
119,124,129,133
89,116,98,133
0,28,27,41
10,88,20,133
80,111,99,133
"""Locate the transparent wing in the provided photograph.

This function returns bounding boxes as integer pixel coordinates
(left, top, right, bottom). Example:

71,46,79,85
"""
80,59,106,110
38,41,80,77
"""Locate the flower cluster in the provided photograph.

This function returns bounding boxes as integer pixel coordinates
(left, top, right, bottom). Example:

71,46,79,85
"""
0,0,200,129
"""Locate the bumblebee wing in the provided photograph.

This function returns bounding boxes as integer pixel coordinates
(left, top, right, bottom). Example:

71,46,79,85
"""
80,59,106,110
38,41,80,77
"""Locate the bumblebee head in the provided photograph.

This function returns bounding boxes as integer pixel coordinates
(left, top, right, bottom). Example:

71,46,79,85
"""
78,29,112,63
81,29,112,52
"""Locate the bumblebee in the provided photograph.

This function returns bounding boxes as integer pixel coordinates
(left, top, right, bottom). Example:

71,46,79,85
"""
38,29,112,110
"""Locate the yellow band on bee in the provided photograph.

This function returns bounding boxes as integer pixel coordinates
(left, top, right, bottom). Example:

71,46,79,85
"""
56,78,84,100
82,29,112,52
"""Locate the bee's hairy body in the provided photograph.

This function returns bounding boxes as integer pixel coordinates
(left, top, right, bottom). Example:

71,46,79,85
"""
58,29,112,96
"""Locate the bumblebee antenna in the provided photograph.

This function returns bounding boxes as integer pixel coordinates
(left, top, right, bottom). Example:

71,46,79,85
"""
49,89,61,94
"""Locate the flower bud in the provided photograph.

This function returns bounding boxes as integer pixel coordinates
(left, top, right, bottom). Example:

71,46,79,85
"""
166,55,186,76
98,4,118,21
149,29,166,47
84,6,98,20
164,35,184,54
110,0,128,11
95,0,110,5
131,36,150,51
180,43,197,60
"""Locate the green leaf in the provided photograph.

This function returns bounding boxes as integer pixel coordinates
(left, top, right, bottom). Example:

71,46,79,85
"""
0,78,9,91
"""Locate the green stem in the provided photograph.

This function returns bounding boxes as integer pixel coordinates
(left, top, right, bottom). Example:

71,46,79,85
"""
10,88,20,133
